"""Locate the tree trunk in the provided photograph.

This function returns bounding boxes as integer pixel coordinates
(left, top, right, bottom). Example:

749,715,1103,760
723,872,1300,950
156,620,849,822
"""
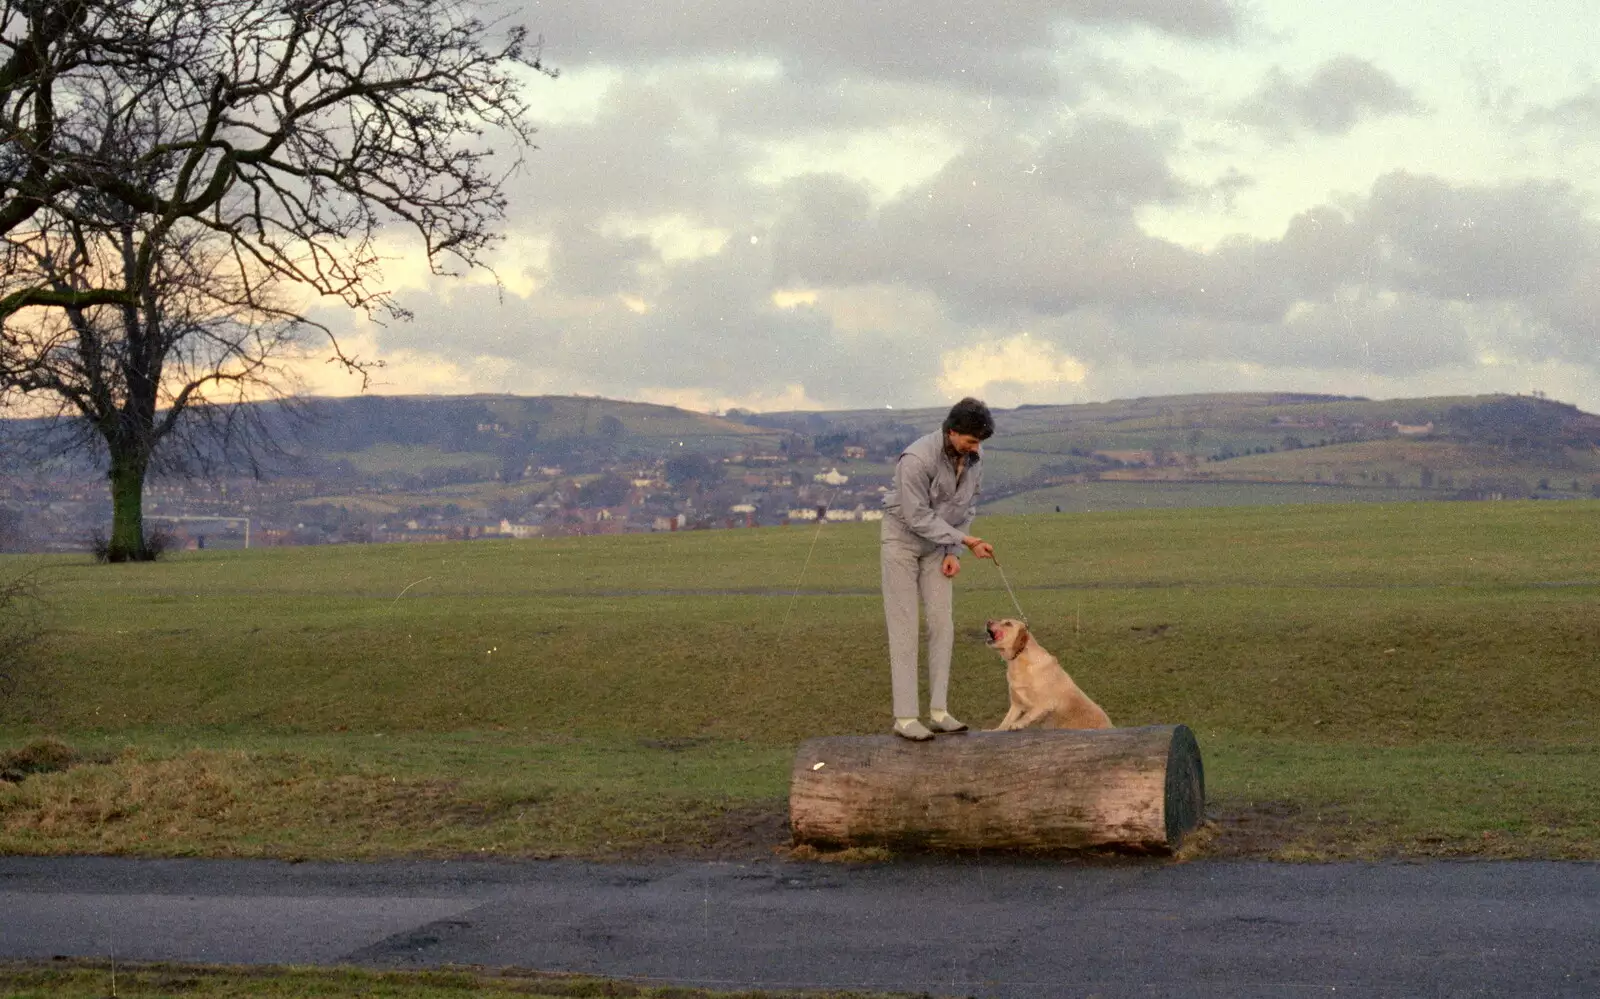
106,448,150,562
790,725,1205,854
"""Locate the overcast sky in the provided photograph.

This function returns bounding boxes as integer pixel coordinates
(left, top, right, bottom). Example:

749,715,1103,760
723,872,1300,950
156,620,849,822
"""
300,0,1600,414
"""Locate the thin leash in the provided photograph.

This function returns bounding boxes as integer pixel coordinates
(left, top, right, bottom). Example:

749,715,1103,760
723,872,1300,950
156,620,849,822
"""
989,551,1028,624
777,514,829,640
775,489,838,645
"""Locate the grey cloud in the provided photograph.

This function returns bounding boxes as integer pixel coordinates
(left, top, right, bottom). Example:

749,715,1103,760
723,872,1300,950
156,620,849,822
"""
872,153,1159,313
1542,277,1600,360
363,226,939,408
1073,170,1592,339
1002,290,1475,383
712,72,1048,138
513,63,1223,316
1239,57,1423,139
1098,175,1600,375
769,175,888,287
1519,85,1600,132
1271,293,1477,373
1035,116,1188,207
1272,203,1372,295
1357,172,1596,302
517,80,757,223
546,222,654,298
699,76,965,137
359,43,1600,407
521,0,1239,96
769,133,1600,381
1064,0,1236,38
637,44,1185,144
770,119,1295,323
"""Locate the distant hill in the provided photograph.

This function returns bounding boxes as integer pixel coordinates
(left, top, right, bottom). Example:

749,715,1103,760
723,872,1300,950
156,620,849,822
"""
298,394,769,455
11,389,1599,553
6,389,1600,502
291,394,782,481
982,393,1600,509
736,391,1600,511
0,394,783,482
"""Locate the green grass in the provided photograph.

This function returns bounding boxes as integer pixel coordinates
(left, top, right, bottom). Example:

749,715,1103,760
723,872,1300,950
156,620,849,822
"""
985,480,1431,513
0,961,908,998
4,501,1600,860
1214,438,1600,489
325,445,501,477
962,449,1062,488
1202,737,1600,860
0,732,789,859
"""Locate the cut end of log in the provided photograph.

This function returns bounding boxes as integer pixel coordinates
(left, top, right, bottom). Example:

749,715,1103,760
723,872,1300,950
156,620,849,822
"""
791,725,1205,855
1164,724,1205,848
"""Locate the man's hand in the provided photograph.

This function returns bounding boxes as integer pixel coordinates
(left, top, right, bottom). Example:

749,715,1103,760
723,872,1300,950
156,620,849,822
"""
963,536,995,559
941,554,961,578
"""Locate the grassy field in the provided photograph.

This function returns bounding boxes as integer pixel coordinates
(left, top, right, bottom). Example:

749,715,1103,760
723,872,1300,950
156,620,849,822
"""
0,961,906,999
324,445,502,479
984,480,1433,514
1203,438,1600,491
3,500,1600,861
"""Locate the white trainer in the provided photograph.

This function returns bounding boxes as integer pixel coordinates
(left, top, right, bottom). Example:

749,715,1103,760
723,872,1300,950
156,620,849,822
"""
893,718,935,741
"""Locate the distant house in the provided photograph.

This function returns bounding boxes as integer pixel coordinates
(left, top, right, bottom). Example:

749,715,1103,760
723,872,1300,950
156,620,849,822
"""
787,507,819,521
747,470,795,487
813,467,850,486
843,445,867,460
1392,421,1434,437
498,519,542,539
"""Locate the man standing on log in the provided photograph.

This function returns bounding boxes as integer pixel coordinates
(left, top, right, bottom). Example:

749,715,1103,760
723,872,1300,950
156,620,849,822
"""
880,397,996,741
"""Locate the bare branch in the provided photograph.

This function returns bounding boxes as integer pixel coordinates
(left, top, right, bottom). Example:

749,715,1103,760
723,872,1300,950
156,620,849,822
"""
0,0,549,559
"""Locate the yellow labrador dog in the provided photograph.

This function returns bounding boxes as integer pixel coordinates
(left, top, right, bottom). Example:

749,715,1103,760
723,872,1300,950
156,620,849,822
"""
985,618,1113,731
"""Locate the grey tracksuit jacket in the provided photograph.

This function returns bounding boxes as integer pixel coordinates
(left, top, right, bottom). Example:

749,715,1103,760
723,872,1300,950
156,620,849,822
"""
879,432,982,719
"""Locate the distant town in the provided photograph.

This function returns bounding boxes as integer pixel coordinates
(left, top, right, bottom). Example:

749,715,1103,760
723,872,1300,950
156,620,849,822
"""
5,390,1598,555
0,431,904,554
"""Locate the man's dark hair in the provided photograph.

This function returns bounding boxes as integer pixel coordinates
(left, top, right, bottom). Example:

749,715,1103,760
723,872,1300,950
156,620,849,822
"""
943,397,994,439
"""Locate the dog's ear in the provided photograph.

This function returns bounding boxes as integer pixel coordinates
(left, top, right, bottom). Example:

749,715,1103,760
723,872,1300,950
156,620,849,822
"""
1014,623,1030,653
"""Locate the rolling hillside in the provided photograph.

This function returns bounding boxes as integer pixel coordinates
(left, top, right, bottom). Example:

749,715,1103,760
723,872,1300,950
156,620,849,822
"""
6,390,1600,551
745,391,1600,508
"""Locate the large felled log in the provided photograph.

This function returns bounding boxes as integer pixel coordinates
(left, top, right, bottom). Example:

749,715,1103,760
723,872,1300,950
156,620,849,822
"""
790,725,1204,853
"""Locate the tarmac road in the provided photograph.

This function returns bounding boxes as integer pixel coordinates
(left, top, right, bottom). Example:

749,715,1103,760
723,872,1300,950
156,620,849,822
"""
3,855,1599,998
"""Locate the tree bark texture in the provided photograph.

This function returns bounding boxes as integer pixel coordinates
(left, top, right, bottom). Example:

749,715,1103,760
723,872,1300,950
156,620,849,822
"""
790,725,1205,854
107,450,149,562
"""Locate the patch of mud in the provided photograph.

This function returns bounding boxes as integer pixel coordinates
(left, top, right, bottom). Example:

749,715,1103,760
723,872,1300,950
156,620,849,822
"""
695,802,794,858
1199,801,1308,858
607,801,793,862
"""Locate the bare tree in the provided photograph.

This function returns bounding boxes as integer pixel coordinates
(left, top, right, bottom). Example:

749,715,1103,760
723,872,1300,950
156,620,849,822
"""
0,0,552,560
6,204,307,558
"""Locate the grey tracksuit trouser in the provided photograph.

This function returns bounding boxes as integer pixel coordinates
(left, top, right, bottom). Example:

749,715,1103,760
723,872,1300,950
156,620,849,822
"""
880,532,954,720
